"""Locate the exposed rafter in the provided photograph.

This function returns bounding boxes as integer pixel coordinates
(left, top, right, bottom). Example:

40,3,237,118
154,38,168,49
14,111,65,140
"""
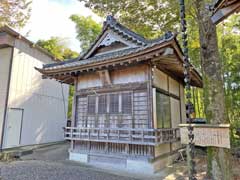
211,0,240,24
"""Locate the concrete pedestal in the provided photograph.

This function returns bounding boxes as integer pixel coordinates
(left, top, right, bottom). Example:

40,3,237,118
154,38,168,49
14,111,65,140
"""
69,151,177,174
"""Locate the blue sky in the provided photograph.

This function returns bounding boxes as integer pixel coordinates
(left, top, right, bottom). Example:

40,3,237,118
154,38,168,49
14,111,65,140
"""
21,0,102,52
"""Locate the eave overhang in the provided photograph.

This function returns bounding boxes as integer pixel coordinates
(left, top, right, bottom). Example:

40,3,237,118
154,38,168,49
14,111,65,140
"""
211,0,240,24
36,37,203,88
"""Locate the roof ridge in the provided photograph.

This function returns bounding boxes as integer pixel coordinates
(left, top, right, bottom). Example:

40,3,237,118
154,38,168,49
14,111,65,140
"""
80,15,148,60
147,31,175,44
43,33,175,69
104,15,147,43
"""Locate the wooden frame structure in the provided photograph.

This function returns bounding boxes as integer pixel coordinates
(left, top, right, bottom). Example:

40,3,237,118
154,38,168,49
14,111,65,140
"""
211,0,240,24
37,15,202,173
64,127,180,145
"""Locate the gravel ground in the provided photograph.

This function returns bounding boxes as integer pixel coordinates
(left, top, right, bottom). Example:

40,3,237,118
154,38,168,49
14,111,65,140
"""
0,143,142,180
0,142,227,180
0,160,138,180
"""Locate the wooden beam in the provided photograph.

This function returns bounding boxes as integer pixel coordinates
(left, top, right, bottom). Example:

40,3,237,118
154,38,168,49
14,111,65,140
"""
59,76,73,83
40,41,173,74
64,127,180,146
75,82,148,96
98,70,111,85
212,1,240,24
152,56,181,66
162,47,174,56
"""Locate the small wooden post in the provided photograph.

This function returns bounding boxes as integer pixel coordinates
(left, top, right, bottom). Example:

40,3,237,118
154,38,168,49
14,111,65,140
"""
125,144,129,154
70,128,74,150
88,129,90,140
107,129,109,140
97,129,99,140
70,77,78,151
129,130,132,142
118,129,120,141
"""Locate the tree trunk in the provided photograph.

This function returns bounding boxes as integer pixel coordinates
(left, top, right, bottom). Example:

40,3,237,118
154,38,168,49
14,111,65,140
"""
196,89,201,117
194,1,232,179
192,88,196,116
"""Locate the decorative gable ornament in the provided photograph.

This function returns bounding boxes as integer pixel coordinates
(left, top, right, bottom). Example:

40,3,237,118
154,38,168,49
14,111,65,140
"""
99,33,118,47
35,15,203,88
81,15,147,59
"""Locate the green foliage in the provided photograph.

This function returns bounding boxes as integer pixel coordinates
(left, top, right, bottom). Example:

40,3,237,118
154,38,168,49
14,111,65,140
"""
62,48,79,60
0,0,31,28
37,37,79,60
70,15,101,52
67,86,75,119
80,0,179,39
217,15,240,147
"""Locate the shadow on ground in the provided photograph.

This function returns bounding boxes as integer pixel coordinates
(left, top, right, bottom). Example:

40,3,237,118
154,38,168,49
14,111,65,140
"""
0,142,219,180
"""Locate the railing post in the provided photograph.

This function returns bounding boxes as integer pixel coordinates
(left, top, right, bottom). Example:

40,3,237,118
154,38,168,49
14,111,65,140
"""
125,144,129,154
97,129,100,140
173,129,176,141
70,128,73,139
70,127,74,150
118,129,120,141
88,128,90,140
155,129,158,144
66,128,183,148
106,129,109,140
129,129,132,142
168,129,170,141
160,130,162,143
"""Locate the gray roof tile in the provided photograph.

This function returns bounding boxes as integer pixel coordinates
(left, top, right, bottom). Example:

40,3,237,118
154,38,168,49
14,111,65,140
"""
43,31,174,71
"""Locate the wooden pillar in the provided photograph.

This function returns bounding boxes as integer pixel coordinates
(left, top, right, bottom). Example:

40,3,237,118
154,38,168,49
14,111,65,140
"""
152,88,157,128
167,76,173,153
148,63,153,128
70,76,78,151
179,83,183,123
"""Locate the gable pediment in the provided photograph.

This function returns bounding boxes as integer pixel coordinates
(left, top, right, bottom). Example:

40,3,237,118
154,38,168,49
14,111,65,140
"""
99,33,125,47
86,30,140,58
80,15,148,59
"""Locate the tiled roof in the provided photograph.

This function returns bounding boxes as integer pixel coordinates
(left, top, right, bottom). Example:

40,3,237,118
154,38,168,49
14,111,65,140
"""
36,15,203,88
42,15,177,71
108,17,148,44
43,31,175,70
79,15,148,60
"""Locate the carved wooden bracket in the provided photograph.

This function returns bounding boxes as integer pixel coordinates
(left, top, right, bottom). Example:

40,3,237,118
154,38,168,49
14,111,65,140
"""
98,70,111,86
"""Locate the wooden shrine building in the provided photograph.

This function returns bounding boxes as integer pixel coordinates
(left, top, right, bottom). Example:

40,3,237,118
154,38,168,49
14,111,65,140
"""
37,16,202,173
211,0,240,24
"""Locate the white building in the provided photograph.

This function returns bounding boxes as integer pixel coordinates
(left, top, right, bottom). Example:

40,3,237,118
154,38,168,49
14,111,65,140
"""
0,26,69,149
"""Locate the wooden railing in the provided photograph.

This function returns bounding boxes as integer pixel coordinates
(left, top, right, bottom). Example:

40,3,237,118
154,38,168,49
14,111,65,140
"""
64,127,180,146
